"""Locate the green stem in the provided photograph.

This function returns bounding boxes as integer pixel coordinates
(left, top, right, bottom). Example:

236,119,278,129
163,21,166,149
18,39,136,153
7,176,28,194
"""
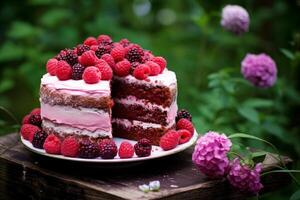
0,106,20,126
262,170,300,176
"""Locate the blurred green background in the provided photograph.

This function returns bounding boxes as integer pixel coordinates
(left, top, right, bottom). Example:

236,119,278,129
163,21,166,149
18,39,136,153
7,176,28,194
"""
0,0,299,199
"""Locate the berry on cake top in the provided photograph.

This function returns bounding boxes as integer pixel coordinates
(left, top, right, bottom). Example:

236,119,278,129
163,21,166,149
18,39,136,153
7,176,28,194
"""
46,34,168,84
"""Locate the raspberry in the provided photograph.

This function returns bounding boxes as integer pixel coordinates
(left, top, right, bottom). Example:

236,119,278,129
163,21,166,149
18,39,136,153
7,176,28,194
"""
176,118,194,134
142,50,154,62
90,45,99,51
118,141,134,159
101,53,116,69
176,109,192,122
46,58,58,76
30,108,41,115
84,37,98,46
133,64,151,80
71,63,85,80
78,50,98,66
110,45,125,62
130,62,140,74
159,130,180,151
32,131,48,149
177,129,192,144
61,136,79,157
125,44,144,63
98,139,118,159
95,60,113,80
83,66,102,84
97,34,112,45
22,114,30,124
134,138,152,157
29,114,42,127
20,124,40,141
78,139,100,158
114,60,131,76
95,44,112,58
151,56,167,73
63,49,78,66
56,60,72,80
43,134,61,154
76,44,90,56
119,38,130,47
145,61,161,76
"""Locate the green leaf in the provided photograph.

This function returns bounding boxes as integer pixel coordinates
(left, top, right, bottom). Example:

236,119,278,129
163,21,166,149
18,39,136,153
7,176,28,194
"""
8,21,40,39
237,106,259,124
280,48,295,60
243,98,274,108
0,42,25,61
0,79,14,93
290,189,300,200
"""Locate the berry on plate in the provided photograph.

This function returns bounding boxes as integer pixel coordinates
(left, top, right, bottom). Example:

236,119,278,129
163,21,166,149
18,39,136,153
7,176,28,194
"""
151,56,167,73
22,114,31,124
134,138,152,157
145,61,161,76
95,59,113,80
20,124,40,141
29,114,42,127
176,118,194,134
43,134,61,155
61,136,79,157
98,139,118,159
30,108,41,115
46,58,58,76
83,37,98,46
176,109,192,122
159,130,180,151
83,66,102,84
78,50,98,66
71,63,85,80
133,64,150,80
177,129,192,144
78,139,100,159
114,59,131,77
56,60,72,80
32,131,48,149
118,141,134,159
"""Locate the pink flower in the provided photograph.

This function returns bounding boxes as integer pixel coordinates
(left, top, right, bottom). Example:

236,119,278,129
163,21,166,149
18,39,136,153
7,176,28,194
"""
192,131,232,178
227,158,263,194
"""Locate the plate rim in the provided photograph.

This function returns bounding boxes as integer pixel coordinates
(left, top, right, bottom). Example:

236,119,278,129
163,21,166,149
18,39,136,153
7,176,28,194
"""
21,130,198,163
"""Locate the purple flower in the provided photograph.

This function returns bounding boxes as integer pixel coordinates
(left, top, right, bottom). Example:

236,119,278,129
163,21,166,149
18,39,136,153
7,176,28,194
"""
227,158,263,194
241,53,277,88
192,131,232,178
221,5,250,35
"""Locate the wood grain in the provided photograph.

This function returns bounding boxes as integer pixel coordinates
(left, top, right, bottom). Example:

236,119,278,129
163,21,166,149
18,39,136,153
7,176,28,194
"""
0,133,292,200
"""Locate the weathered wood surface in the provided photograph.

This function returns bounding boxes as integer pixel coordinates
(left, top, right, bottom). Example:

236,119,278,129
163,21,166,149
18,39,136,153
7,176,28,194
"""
0,133,292,200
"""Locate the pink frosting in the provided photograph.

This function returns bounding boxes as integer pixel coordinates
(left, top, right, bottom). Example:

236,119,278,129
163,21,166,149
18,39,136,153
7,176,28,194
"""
41,103,111,132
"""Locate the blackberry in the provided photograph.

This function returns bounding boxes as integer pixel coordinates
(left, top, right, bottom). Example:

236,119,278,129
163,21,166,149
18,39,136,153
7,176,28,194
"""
71,63,85,80
55,49,68,61
130,62,139,74
76,44,90,56
64,50,78,65
95,45,112,58
176,109,192,122
29,114,42,127
78,139,100,159
98,139,117,159
125,46,144,63
32,131,48,149
134,138,152,157
119,38,130,47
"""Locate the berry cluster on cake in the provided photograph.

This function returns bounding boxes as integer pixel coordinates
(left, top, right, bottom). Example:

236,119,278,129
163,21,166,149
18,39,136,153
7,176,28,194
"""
20,34,195,159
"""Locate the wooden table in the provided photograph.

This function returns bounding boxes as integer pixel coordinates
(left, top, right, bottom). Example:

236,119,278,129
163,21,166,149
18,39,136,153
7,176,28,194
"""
0,133,292,200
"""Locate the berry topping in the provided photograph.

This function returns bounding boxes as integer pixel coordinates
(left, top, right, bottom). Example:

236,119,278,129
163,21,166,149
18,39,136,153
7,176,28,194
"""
83,66,102,84
134,138,152,157
95,60,113,80
145,61,161,76
151,56,167,72
61,136,79,157
20,124,40,141
30,108,41,115
95,44,112,58
118,141,134,159
22,114,31,124
78,50,98,66
29,114,42,127
101,53,116,69
177,129,192,144
114,59,131,76
46,58,58,76
84,37,98,46
78,139,100,158
110,45,125,62
176,118,194,134
159,130,180,151
76,44,90,56
97,34,112,45
56,60,72,80
63,49,78,66
125,44,144,63
142,50,154,62
71,63,85,80
90,45,99,51
119,38,130,47
176,109,192,122
32,131,48,149
43,134,61,154
133,64,151,80
98,139,118,159
130,61,140,74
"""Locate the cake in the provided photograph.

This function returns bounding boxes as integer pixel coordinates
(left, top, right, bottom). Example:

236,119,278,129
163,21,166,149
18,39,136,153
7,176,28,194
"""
39,35,178,145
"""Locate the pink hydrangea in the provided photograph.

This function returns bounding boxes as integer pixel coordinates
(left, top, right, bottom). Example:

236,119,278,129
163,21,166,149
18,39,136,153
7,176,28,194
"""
241,53,277,88
227,158,263,194
221,5,250,35
192,131,232,178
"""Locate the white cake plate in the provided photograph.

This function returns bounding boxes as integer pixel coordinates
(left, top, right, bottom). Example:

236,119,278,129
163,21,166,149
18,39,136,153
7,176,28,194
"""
21,130,198,163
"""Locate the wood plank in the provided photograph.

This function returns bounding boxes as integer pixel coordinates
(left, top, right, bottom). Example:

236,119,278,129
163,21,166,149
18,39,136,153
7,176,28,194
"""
0,133,292,200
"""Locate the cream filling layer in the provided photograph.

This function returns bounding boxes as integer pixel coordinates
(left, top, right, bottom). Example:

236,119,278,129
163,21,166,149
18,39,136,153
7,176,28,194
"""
112,118,175,129
41,103,111,132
